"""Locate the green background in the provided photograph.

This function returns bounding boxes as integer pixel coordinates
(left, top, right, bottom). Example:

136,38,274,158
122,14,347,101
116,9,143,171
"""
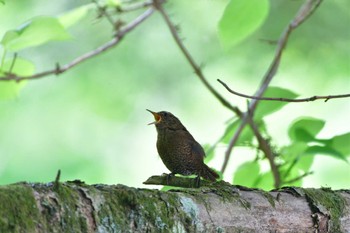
0,0,349,189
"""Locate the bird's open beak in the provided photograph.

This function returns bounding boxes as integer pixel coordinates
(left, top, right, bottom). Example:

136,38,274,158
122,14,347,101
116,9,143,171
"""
146,109,161,125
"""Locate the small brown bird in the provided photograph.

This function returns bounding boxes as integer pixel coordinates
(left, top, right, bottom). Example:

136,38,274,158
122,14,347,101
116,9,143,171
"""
147,109,219,186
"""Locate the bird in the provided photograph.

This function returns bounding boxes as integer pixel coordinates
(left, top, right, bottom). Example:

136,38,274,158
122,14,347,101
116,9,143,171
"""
147,109,219,187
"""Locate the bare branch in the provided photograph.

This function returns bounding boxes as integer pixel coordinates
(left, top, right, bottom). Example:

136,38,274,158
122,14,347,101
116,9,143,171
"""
218,79,350,103
0,8,155,82
221,0,323,174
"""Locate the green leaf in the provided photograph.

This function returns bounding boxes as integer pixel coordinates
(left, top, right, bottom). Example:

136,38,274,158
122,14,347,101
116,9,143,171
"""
281,142,308,163
281,168,302,186
203,144,215,163
0,57,35,76
221,119,258,146
233,161,260,187
288,117,325,142
329,133,350,156
1,16,71,51
218,0,269,49
295,153,314,172
255,172,274,191
306,145,348,162
58,4,94,29
0,81,27,100
0,58,34,100
280,142,314,179
254,87,298,120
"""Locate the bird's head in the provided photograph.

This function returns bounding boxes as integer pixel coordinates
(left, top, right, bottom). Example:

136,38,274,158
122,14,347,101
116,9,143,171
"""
147,109,185,130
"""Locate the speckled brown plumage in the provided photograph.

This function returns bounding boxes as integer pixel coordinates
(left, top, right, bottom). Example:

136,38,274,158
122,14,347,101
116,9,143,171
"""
147,110,219,184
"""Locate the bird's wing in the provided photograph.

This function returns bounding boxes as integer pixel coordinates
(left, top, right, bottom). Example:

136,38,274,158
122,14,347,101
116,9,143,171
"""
190,140,205,159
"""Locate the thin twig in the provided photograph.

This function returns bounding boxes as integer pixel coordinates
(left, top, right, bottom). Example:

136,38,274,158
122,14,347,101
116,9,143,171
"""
8,53,17,74
117,0,153,12
92,0,115,27
283,171,314,184
218,79,350,103
0,8,155,81
221,0,323,175
154,0,240,115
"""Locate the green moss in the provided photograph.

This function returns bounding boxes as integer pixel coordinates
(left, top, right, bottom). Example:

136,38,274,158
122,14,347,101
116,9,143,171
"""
0,183,40,233
32,182,97,232
55,184,82,231
95,184,180,232
207,184,252,210
304,188,346,232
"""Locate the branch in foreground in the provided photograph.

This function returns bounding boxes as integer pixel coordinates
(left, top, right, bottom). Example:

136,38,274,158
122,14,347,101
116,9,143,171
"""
0,181,349,232
221,0,323,173
0,7,155,81
218,79,350,102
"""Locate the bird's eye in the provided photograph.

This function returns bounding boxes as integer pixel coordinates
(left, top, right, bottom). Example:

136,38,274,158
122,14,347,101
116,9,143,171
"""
163,112,168,117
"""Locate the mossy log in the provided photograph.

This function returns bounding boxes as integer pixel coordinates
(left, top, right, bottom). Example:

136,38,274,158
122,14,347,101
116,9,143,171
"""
0,176,349,233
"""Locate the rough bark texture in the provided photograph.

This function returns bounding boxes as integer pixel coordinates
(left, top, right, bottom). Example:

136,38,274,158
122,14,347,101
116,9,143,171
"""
0,179,349,233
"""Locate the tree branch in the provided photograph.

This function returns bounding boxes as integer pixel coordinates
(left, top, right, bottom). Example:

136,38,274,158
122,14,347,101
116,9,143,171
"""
0,7,155,82
220,0,323,174
0,181,349,232
217,79,350,102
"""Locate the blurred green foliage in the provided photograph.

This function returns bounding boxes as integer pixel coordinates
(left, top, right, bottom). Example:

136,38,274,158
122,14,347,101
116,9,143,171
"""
218,0,269,49
0,0,349,189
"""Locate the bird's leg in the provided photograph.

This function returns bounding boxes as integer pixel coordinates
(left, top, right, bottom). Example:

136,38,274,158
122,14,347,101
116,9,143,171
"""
194,175,201,188
166,172,175,185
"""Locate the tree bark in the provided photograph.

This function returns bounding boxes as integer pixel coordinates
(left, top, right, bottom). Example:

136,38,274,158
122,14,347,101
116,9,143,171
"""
0,177,349,233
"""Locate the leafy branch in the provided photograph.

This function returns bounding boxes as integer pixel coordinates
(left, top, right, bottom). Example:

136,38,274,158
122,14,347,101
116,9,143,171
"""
0,5,155,81
220,0,323,176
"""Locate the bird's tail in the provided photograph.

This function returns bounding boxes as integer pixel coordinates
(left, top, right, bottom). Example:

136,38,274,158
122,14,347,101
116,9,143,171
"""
200,164,219,182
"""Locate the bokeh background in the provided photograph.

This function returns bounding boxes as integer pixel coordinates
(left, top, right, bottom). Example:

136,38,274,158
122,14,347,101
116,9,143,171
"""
0,0,349,189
